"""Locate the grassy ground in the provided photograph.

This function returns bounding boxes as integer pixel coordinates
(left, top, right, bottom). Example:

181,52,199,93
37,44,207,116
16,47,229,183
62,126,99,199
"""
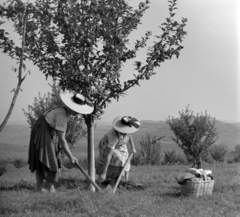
0,163,240,217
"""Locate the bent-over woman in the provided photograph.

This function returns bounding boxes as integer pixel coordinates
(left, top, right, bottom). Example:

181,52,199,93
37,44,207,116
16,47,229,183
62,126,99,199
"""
97,116,140,187
28,91,93,192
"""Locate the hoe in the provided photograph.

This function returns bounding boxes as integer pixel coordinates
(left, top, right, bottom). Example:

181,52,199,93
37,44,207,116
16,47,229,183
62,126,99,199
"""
75,152,133,195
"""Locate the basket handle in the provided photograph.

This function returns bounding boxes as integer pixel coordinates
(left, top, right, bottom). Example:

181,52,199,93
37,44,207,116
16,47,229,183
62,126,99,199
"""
202,170,207,181
191,163,207,180
191,162,202,169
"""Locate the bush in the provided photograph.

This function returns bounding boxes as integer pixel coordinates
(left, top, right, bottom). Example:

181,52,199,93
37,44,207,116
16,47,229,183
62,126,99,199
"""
131,153,143,166
23,83,87,147
235,144,240,153
199,149,214,164
162,150,188,165
166,106,218,168
175,153,187,164
0,159,10,175
139,133,163,166
163,149,177,165
12,158,28,168
233,155,240,163
210,143,229,162
0,158,28,176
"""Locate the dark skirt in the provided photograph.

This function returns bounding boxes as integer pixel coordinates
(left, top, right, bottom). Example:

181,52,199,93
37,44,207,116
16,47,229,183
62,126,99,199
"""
28,116,61,183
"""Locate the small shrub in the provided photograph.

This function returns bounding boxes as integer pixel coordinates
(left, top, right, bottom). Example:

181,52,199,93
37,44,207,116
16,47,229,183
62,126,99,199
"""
235,144,240,153
131,153,143,166
0,158,28,176
0,159,10,175
200,150,214,164
233,155,240,163
175,153,187,164
210,143,229,162
163,149,177,165
12,158,28,168
139,133,163,166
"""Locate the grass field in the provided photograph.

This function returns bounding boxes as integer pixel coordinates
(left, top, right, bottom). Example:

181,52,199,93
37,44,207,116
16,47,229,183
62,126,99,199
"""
0,162,239,217
0,120,239,216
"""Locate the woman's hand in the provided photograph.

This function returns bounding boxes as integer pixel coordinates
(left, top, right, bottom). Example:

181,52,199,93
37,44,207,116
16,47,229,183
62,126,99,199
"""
132,148,137,154
129,135,136,154
70,156,79,164
98,172,107,182
58,131,79,165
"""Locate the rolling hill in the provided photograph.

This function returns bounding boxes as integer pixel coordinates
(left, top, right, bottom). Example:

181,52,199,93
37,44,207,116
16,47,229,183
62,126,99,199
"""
0,119,239,160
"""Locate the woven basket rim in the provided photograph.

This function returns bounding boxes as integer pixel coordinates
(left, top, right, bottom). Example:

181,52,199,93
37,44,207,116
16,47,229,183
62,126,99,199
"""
184,179,214,183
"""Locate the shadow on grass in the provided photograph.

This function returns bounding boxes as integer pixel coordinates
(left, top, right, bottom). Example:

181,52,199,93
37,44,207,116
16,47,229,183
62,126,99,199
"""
0,176,88,192
0,176,154,193
55,176,88,191
153,186,182,198
0,179,35,191
160,190,182,197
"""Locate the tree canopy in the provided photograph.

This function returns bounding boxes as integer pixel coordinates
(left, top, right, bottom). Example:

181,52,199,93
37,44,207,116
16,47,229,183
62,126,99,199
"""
23,83,87,146
166,106,218,168
1,0,188,191
0,0,187,119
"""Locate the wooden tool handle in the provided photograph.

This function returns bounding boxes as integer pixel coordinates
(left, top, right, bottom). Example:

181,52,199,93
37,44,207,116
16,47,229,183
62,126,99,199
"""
112,152,134,194
75,163,102,192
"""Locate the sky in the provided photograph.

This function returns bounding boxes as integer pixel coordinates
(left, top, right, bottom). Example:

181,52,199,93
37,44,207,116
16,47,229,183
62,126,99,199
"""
0,0,239,125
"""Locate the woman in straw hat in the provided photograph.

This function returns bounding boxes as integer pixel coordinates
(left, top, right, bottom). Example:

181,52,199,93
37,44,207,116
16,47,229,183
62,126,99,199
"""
28,91,93,192
97,116,140,187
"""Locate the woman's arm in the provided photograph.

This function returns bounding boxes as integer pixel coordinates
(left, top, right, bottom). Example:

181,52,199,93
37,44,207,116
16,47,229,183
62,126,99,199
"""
57,131,78,164
99,147,114,180
129,135,136,153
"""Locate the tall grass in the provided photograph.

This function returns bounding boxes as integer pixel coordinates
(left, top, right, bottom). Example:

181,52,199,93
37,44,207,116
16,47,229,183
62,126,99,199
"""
0,162,239,217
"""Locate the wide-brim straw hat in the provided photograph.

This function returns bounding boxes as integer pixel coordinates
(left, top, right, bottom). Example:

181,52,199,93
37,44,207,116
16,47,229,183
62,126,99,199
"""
60,90,94,114
112,116,140,134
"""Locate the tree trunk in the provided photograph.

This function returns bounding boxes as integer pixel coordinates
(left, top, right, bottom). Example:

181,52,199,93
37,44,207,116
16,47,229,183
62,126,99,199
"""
192,156,202,169
198,156,202,169
0,82,22,132
86,114,96,192
0,16,27,133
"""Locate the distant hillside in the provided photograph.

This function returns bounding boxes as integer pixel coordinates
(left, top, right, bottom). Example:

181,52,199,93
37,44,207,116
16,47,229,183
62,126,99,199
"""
0,124,30,146
0,120,239,160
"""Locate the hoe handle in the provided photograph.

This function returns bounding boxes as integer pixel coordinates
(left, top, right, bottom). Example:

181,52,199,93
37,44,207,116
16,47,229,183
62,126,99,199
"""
112,152,134,194
75,163,102,192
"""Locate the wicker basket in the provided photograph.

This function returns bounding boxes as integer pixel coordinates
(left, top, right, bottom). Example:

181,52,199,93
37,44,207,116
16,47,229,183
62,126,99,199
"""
181,177,215,197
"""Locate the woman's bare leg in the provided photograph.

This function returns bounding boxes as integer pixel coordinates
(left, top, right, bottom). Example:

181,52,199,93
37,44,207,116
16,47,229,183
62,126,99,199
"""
124,171,129,182
45,181,56,193
36,173,44,192
110,177,117,187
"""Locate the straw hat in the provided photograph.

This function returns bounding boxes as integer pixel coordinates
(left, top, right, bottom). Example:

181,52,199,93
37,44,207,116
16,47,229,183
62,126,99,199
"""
112,116,140,134
60,90,94,114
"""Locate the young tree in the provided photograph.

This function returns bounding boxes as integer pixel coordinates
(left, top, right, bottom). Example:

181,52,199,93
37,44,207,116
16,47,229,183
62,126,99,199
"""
23,83,87,147
0,4,30,132
166,106,218,169
0,0,187,191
